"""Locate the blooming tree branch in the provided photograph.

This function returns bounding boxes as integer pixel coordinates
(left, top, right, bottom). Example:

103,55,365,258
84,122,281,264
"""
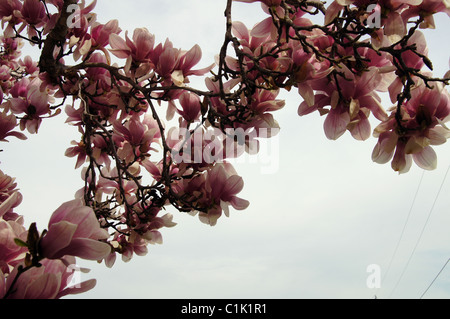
0,0,448,298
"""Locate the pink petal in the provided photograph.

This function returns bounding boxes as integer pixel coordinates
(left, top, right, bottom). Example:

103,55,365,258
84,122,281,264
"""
413,146,437,170
48,199,80,226
208,165,227,199
222,175,244,199
232,21,250,44
428,126,450,145
56,238,111,261
325,1,343,25
384,12,406,43
23,273,60,299
141,160,161,178
250,17,273,38
65,206,109,239
40,221,77,259
230,197,250,210
7,131,27,140
182,44,202,71
358,95,387,121
372,132,398,164
57,278,97,298
298,83,315,107
349,115,371,141
9,98,28,114
133,28,154,61
0,192,21,218
108,34,130,59
323,108,350,140
157,46,177,77
391,142,412,173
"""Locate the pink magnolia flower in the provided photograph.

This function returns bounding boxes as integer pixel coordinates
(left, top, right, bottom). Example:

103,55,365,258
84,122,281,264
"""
9,77,30,98
299,65,389,141
0,110,27,142
244,88,285,132
109,27,155,63
0,0,22,20
111,209,176,264
0,170,23,221
230,20,289,83
201,164,249,226
177,91,201,123
171,44,214,86
84,52,112,93
326,0,425,44
72,19,121,62
398,31,428,71
65,140,87,169
90,19,121,50
9,79,53,134
372,82,450,173
39,199,111,261
20,0,47,27
0,36,23,68
0,66,14,96
0,214,28,274
19,55,39,75
207,164,249,210
1,256,96,299
402,0,450,29
112,114,160,161
65,134,111,170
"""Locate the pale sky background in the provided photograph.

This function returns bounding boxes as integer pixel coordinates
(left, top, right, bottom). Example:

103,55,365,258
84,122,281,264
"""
1,0,449,299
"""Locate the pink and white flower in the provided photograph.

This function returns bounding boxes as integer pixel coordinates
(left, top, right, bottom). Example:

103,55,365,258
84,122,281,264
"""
1,256,96,299
39,199,111,261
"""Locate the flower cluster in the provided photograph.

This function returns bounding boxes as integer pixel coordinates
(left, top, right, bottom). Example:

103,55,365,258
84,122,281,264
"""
227,0,449,173
0,0,448,299
0,169,107,298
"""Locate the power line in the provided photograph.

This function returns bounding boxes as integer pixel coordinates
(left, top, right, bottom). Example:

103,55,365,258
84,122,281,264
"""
375,170,425,299
420,258,450,299
388,164,450,298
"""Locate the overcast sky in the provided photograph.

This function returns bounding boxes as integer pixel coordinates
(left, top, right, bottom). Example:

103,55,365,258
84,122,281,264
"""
1,0,449,299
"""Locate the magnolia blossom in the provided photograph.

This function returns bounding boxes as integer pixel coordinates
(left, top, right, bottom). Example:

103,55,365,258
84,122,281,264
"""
1,256,96,299
173,163,249,226
402,0,450,29
0,0,449,301
39,199,111,261
109,27,155,64
0,215,28,274
20,0,47,27
109,211,176,264
0,110,27,142
8,79,54,134
372,82,450,173
299,65,390,141
177,91,202,123
0,170,23,221
200,164,249,225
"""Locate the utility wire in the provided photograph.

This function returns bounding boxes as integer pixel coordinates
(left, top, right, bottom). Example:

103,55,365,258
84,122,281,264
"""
420,258,450,299
376,170,425,299
373,170,425,299
388,164,450,298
